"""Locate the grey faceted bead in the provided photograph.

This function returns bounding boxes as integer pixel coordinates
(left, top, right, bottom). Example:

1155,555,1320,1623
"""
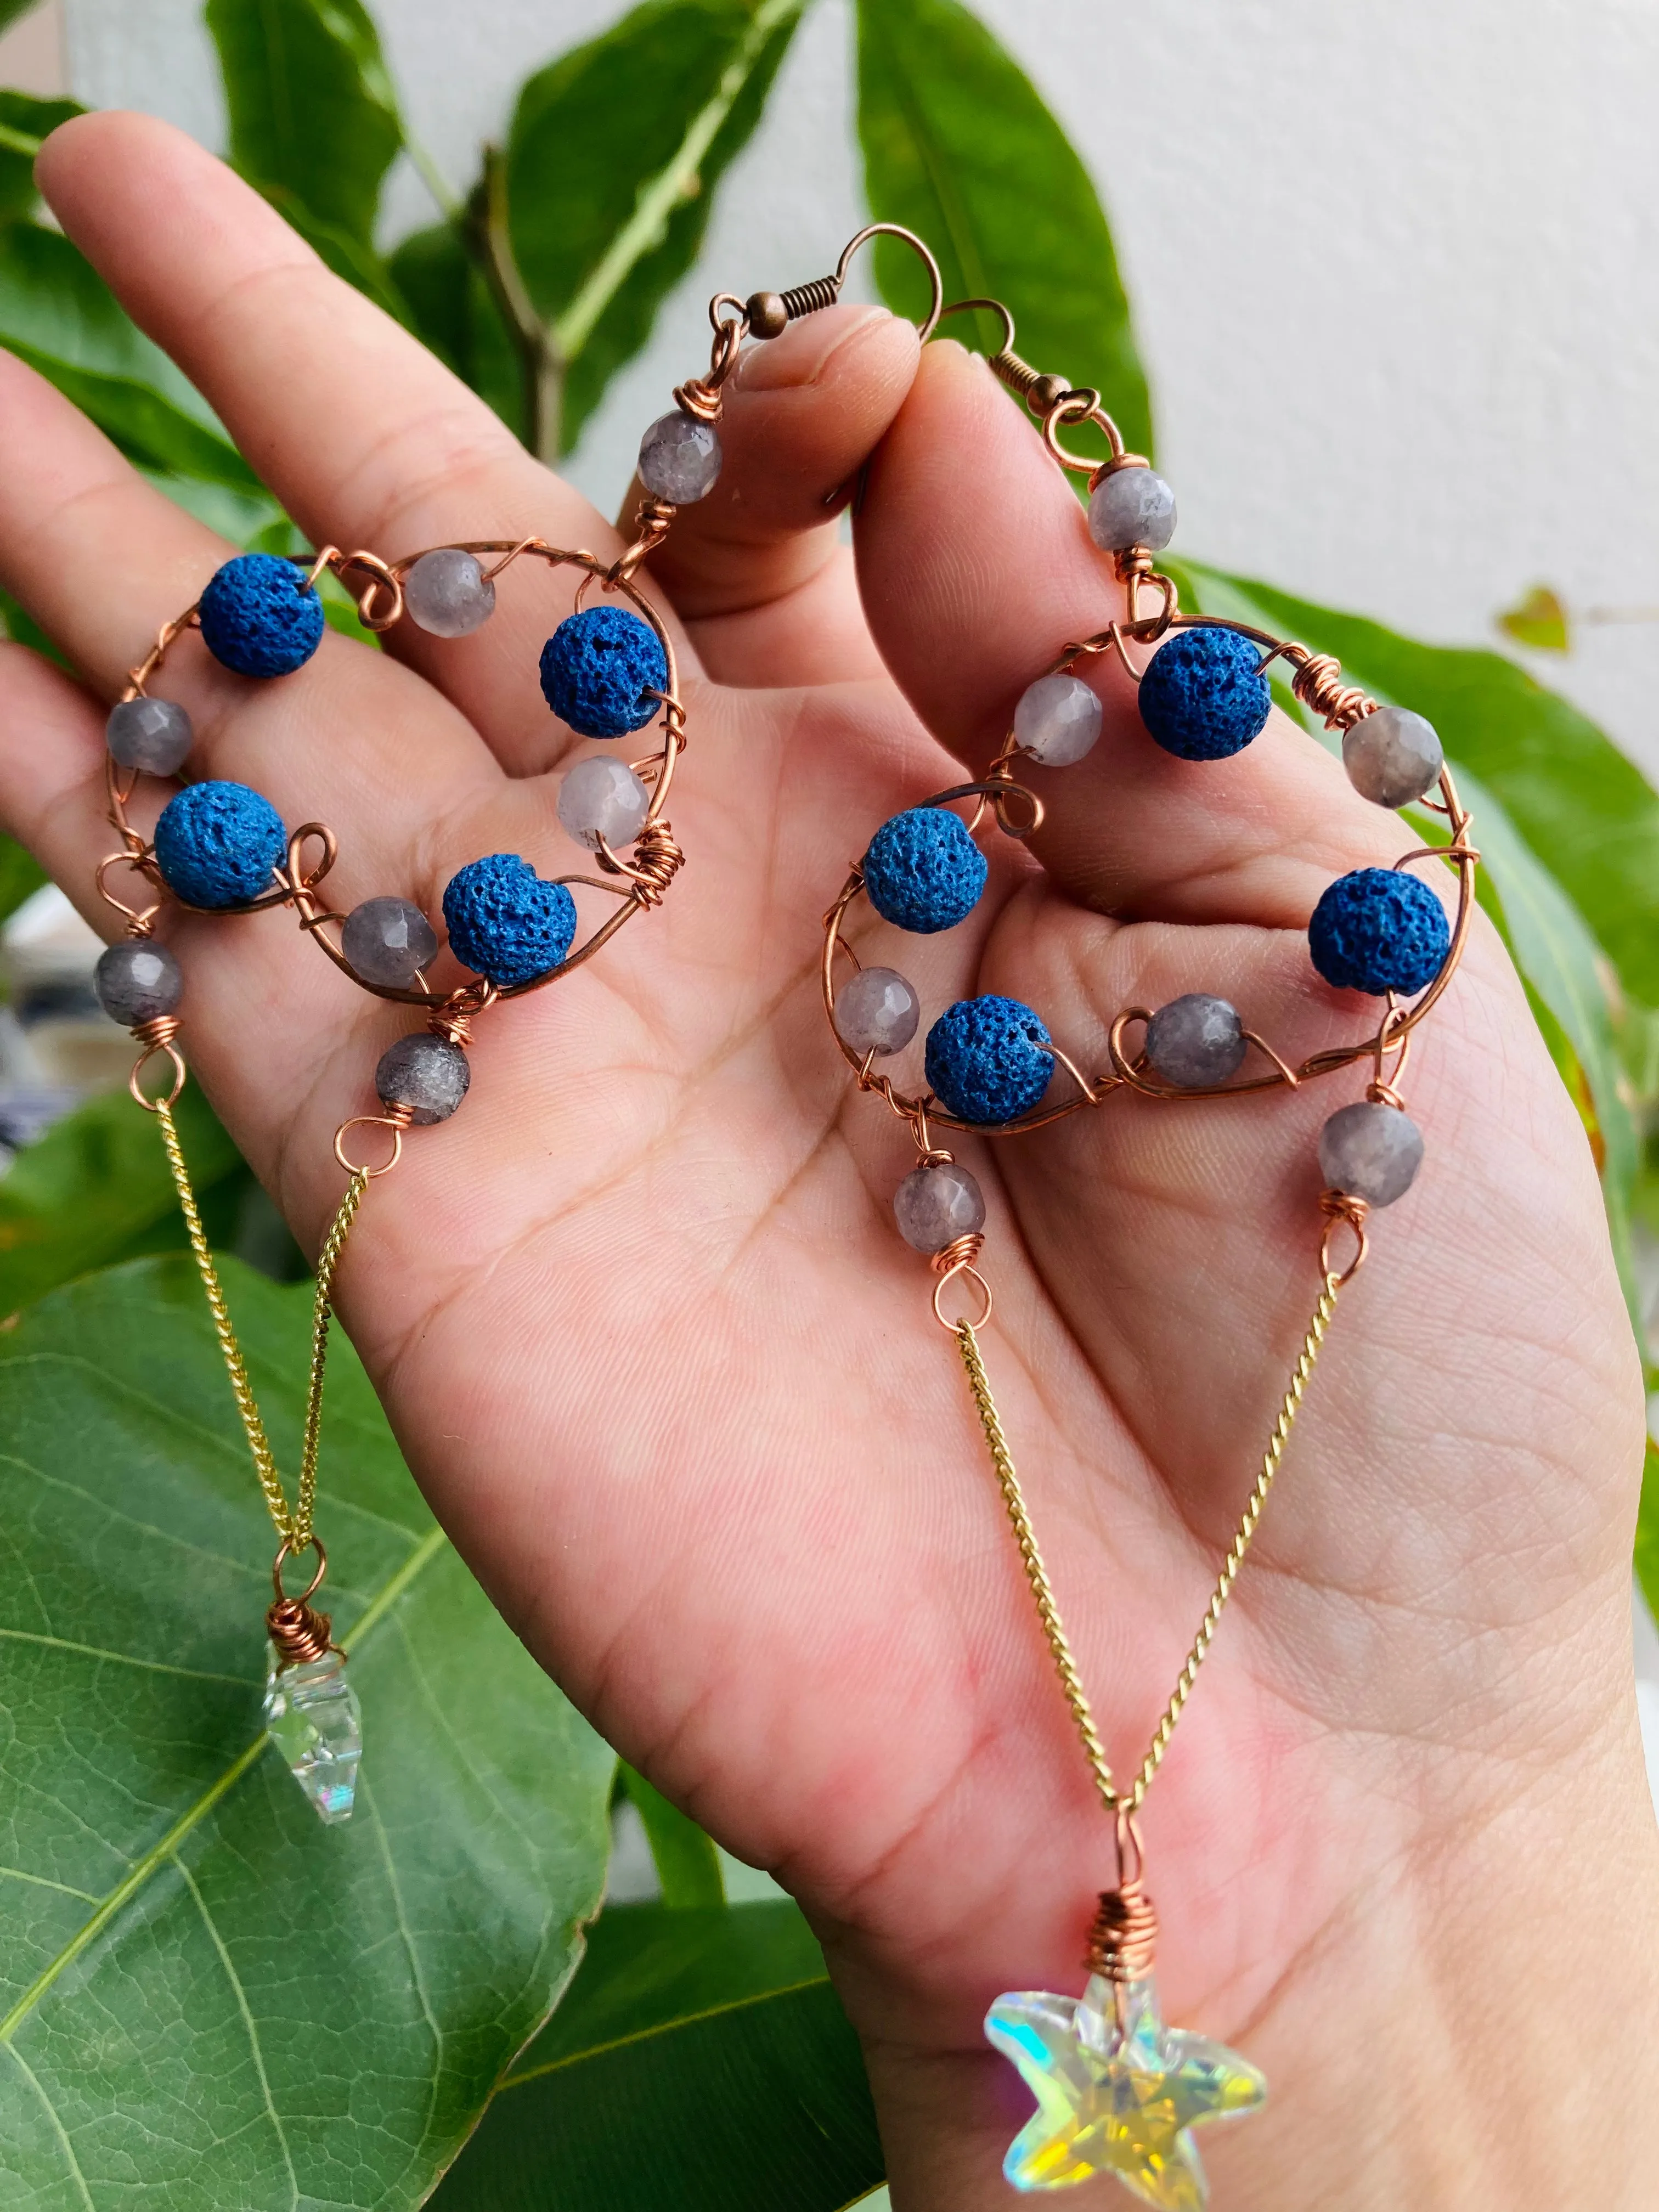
1341,707,1444,810
1013,673,1102,766
1087,466,1176,554
1145,992,1246,1087
893,1160,985,1254
637,411,722,504
106,696,193,775
557,756,651,853
834,966,920,1057
375,1032,470,1125
342,896,439,988
1318,1100,1424,1207
94,939,183,1026
403,548,496,638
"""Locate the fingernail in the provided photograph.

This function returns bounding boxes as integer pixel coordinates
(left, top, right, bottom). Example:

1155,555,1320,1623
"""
735,302,895,394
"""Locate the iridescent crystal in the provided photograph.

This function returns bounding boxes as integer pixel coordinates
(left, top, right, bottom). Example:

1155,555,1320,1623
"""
986,1972,1265,2206
263,1644,362,1824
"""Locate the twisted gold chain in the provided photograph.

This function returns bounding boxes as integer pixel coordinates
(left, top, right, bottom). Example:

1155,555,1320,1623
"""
155,1097,364,1549
955,1274,1340,1816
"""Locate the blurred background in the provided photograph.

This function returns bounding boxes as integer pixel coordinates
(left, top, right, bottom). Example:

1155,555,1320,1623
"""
32,0,1659,778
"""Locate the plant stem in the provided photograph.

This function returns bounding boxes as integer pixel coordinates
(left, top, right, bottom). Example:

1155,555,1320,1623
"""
476,143,566,465
552,0,803,363
469,0,802,464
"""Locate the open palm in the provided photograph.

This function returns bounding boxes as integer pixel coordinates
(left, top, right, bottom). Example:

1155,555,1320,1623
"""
5,115,1657,2212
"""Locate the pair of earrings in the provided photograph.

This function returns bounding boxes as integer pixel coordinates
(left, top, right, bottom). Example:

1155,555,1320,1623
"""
823,306,1472,2203
91,219,1470,2208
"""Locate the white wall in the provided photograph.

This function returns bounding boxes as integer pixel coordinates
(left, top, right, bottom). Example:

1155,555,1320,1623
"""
61,0,1659,778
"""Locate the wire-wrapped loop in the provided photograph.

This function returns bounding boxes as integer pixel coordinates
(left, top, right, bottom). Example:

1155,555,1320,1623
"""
932,1232,992,1331
129,1014,186,1111
267,1536,335,1667
95,849,162,935
1086,1882,1159,1983
1288,649,1375,733
334,1104,412,1178
333,549,404,632
608,499,677,587
1317,1188,1370,1285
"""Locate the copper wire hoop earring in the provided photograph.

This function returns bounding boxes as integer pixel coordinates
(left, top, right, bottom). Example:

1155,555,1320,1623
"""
87,223,945,1829
820,292,1477,2204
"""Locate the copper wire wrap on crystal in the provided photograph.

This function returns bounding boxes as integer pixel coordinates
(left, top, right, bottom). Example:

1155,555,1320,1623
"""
266,1538,336,1666
1088,1812,1161,1983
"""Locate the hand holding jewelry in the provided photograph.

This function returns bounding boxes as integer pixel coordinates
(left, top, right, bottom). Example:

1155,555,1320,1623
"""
6,115,1655,2212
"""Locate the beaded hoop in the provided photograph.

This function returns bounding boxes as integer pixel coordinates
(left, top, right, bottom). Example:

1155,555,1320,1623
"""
821,295,1480,2203
88,222,947,1829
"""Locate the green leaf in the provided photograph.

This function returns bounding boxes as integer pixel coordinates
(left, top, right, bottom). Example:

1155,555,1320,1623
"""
1496,583,1570,654
1177,558,1659,1014
0,223,262,490
505,0,805,453
0,91,84,222
388,217,527,443
1449,770,1643,1332
0,1082,247,1314
432,1901,884,2211
1638,1439,1659,1625
857,0,1152,465
617,1763,725,1906
0,832,46,921
0,1254,614,2208
207,0,403,247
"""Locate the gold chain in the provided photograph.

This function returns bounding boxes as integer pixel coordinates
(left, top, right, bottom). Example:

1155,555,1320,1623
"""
155,1097,365,1548
955,1274,1339,1816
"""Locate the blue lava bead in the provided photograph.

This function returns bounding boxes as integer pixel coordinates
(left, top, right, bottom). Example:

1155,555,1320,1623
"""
539,605,668,738
197,554,326,679
1138,625,1271,761
443,854,578,988
863,808,988,934
1308,867,1451,996
153,780,287,909
925,995,1053,1125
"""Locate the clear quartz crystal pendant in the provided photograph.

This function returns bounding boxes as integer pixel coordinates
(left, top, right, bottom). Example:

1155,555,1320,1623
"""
985,1973,1266,2208
263,1641,362,1824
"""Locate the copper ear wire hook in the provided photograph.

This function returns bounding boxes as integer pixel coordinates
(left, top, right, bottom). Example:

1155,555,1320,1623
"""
830,224,944,340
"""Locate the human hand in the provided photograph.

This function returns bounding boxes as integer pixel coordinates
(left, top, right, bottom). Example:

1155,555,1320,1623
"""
5,111,1656,2212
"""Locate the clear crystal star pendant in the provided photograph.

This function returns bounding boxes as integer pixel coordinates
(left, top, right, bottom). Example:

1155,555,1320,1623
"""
985,1972,1266,2208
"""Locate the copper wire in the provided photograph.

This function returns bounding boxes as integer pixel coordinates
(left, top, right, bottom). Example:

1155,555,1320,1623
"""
608,499,676,585
1286,648,1375,733
1317,1189,1370,1285
267,1537,335,1667
334,1109,409,1178
1087,1881,1160,1983
128,1014,187,1110
779,273,840,320
930,1232,993,1330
